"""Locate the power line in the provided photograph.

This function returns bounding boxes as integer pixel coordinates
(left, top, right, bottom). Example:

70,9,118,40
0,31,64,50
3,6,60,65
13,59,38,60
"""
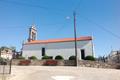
3,0,119,40
0,0,64,11
0,0,75,30
74,0,82,11
73,0,120,40
0,0,71,31
80,16,120,39
0,0,66,16
45,21,71,36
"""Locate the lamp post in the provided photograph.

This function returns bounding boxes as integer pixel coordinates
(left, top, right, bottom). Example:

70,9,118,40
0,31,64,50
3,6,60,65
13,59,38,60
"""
73,11,78,66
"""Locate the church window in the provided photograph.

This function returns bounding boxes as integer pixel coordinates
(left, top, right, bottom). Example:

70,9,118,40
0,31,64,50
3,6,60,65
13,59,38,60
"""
42,48,45,56
81,49,85,59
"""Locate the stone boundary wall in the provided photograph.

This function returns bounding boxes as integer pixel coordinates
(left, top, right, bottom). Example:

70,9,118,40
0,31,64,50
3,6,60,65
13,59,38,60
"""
12,59,116,69
78,60,113,69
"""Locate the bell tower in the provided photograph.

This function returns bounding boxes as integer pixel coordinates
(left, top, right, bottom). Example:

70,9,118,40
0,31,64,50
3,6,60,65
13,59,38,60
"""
28,24,37,42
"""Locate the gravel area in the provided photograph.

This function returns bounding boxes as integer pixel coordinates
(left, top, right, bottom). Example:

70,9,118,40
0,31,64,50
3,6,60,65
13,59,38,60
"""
6,66,120,80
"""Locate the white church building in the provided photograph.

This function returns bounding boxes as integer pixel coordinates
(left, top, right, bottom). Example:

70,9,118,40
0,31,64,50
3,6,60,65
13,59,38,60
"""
22,25,94,60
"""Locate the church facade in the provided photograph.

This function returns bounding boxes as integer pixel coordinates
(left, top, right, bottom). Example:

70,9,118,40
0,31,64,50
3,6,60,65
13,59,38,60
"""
22,25,94,60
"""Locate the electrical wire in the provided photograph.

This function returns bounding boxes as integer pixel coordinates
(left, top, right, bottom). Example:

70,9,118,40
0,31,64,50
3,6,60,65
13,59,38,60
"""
0,0,66,16
80,16,120,39
74,0,82,11
1,0,119,40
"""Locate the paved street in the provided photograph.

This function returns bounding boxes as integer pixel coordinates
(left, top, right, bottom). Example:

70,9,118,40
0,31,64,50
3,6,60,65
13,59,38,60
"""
7,66,120,80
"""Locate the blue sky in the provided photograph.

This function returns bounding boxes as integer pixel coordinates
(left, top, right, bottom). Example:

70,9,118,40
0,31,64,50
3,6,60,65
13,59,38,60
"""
0,0,119,57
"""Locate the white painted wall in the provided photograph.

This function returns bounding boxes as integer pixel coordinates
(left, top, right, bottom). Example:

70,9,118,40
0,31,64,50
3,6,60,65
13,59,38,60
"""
22,40,94,60
1,54,12,59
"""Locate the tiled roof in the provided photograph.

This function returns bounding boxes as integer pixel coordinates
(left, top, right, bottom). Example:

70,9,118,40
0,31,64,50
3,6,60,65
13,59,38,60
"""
24,36,92,45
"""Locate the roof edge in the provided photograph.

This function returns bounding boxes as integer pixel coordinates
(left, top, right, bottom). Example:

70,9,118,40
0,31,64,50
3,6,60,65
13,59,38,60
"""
24,36,92,45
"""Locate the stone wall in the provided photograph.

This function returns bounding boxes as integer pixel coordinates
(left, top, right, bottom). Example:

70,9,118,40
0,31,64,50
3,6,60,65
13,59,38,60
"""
78,60,113,68
12,59,46,66
12,59,116,69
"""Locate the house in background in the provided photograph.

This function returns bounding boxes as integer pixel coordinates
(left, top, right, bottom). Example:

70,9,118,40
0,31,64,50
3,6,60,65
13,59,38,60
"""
107,50,120,63
22,25,94,60
0,47,13,59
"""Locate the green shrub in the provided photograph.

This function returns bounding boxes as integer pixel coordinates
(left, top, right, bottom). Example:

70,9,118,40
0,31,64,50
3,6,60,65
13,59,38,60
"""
18,56,25,59
29,56,37,60
55,55,64,60
0,57,7,65
0,57,4,62
42,56,53,60
69,56,76,60
85,56,95,61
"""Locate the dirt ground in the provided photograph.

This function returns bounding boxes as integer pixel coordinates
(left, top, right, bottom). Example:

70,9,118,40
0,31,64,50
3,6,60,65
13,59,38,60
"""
4,66,120,80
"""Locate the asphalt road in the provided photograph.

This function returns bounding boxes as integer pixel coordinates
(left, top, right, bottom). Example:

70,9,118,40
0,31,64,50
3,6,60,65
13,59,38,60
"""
7,66,120,80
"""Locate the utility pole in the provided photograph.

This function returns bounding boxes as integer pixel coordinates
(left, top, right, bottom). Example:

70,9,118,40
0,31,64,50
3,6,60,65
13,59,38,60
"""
73,11,78,66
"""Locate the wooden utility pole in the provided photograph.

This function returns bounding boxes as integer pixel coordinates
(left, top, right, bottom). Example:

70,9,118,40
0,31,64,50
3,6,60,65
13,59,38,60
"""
73,11,78,66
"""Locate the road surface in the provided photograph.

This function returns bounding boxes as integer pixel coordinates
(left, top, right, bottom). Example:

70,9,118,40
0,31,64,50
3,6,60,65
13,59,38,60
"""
7,66,120,80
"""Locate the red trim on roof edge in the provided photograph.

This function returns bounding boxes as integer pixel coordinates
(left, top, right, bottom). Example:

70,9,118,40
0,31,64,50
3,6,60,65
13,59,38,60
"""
24,36,92,45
